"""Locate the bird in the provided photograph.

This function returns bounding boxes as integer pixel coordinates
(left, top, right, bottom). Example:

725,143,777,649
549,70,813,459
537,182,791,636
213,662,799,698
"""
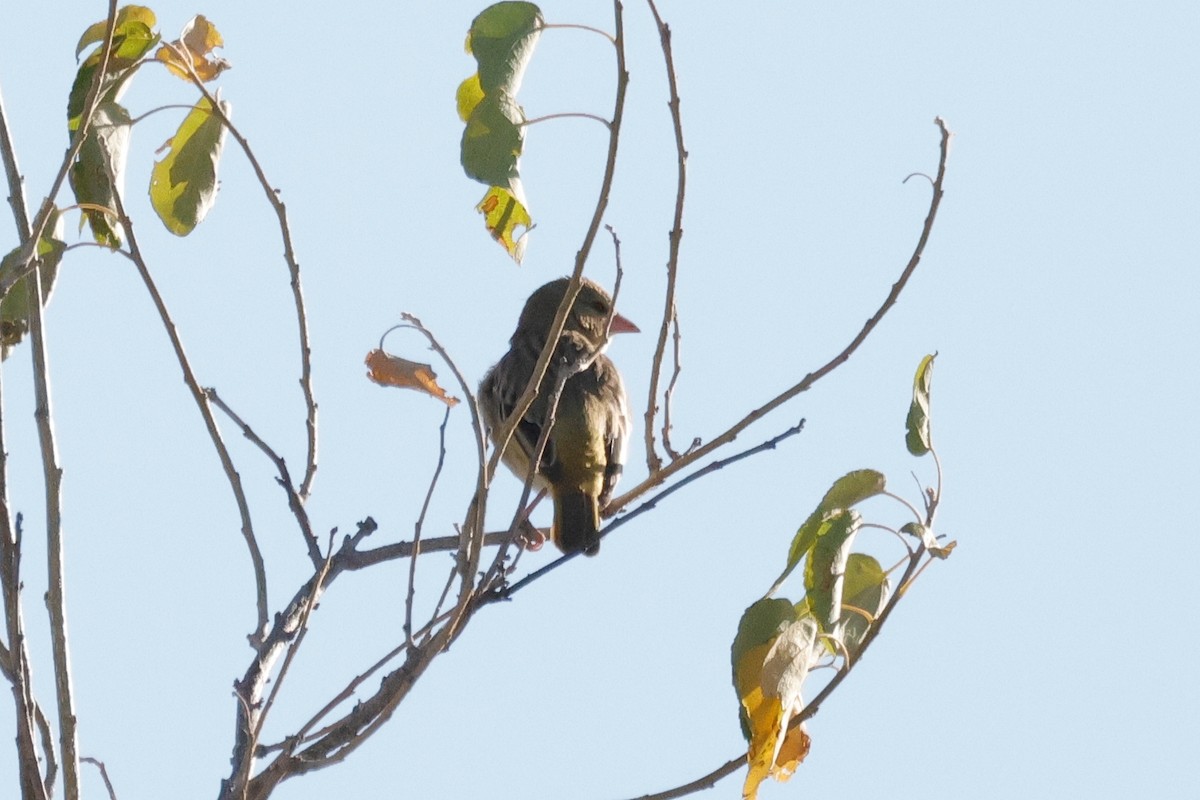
480,277,638,556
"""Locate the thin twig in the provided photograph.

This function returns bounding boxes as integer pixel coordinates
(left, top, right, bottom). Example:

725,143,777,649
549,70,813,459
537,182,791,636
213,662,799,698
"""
406,406,452,643
206,388,322,568
109,196,270,644
660,312,689,459
610,117,954,513
522,112,611,129
160,42,320,499
642,0,689,473
80,757,117,800
499,420,805,600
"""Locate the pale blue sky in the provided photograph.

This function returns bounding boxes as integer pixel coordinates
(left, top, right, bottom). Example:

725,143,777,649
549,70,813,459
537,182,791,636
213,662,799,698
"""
1,2,1196,799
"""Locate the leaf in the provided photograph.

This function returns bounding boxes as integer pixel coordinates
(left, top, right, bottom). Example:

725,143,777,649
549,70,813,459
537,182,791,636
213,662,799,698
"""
461,92,525,188
156,15,231,82
905,353,937,455
459,2,542,262
365,349,460,407
69,8,160,132
839,553,889,658
75,5,157,57
802,508,861,633
774,469,886,592
149,96,230,236
475,186,531,263
901,522,956,559
732,600,818,800
69,100,132,248
0,209,67,360
465,1,542,95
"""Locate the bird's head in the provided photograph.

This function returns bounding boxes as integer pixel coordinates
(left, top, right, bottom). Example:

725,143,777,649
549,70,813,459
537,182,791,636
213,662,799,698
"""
515,277,639,351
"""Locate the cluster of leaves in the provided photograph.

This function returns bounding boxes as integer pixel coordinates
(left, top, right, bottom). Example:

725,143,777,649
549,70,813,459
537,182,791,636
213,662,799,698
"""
457,1,543,263
730,354,952,800
0,5,234,358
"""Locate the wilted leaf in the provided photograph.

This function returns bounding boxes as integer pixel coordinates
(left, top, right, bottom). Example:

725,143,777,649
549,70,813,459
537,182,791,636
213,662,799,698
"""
69,100,132,248
732,600,818,800
475,186,531,263
776,469,886,591
365,349,460,407
901,522,956,559
0,209,67,360
156,15,231,82
839,553,889,658
906,353,936,456
149,96,230,236
802,508,860,633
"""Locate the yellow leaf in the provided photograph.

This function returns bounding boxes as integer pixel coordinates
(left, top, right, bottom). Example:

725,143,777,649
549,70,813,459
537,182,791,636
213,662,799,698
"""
476,185,531,263
156,15,230,82
365,349,459,407
734,617,819,799
456,74,485,122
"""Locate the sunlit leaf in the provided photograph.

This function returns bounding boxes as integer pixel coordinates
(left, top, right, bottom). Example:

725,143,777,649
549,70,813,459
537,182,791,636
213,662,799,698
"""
776,469,886,590
475,185,531,263
802,508,860,633
461,92,525,188
70,7,162,134
75,5,157,57
0,209,66,360
906,353,936,455
732,600,817,800
839,553,889,658
149,96,229,236
69,100,132,247
156,15,231,82
365,349,460,407
456,74,485,123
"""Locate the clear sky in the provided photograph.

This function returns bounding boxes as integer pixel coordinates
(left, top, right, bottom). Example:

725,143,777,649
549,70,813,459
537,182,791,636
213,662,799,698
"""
0,2,1197,799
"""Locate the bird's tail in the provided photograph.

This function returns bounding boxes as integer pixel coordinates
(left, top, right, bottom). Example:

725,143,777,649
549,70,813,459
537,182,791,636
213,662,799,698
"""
552,486,602,556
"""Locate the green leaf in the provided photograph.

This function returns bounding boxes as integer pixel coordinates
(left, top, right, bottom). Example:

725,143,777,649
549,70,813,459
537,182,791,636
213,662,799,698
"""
69,100,132,248
802,509,861,632
0,208,67,360
75,6,157,57
466,1,543,95
901,522,956,559
68,19,159,133
905,353,937,456
839,553,889,658
149,96,230,236
459,2,542,262
461,92,525,189
777,469,886,590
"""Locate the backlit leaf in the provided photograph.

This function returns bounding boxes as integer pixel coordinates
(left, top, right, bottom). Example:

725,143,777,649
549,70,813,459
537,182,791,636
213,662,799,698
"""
906,353,936,455
465,1,542,94
802,508,860,633
839,553,889,658
75,5,157,57
901,522,956,559
475,185,531,263
149,96,229,236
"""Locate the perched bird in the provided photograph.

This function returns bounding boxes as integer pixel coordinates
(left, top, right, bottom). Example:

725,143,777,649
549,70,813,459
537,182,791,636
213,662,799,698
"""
480,277,638,556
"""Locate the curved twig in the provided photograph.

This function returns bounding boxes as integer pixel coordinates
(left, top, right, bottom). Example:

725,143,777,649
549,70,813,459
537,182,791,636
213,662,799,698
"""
609,117,954,513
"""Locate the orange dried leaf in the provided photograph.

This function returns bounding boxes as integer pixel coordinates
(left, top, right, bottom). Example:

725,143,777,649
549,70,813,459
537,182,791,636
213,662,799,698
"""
156,15,230,82
365,349,459,407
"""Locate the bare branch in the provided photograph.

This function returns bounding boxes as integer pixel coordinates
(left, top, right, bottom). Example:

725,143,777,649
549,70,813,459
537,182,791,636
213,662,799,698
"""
159,42,320,500
108,193,270,645
206,388,322,568
80,757,117,800
609,117,954,513
643,0,689,473
406,406,452,642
